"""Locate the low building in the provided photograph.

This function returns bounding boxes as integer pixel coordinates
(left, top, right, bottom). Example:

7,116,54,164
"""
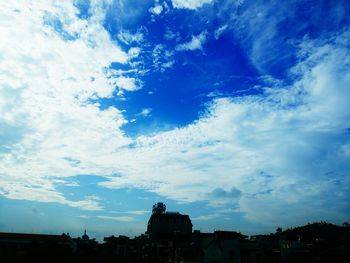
0,232,75,261
202,231,251,263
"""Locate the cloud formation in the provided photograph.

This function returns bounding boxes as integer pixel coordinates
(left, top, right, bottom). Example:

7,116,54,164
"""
175,32,207,51
0,1,133,210
97,215,136,222
171,0,213,10
0,0,349,230
138,108,152,118
149,4,163,15
100,28,350,225
115,77,140,92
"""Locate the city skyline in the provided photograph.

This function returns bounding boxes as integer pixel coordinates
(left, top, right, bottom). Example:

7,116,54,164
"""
0,0,350,241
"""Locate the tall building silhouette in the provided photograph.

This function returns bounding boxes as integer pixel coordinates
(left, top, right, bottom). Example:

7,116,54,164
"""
146,202,192,239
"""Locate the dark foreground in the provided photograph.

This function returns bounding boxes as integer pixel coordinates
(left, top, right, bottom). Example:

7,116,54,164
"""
1,222,349,263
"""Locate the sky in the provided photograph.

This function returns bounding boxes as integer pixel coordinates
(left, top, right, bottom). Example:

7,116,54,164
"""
0,0,350,241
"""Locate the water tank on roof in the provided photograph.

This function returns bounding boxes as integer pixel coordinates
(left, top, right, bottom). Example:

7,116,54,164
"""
152,202,166,214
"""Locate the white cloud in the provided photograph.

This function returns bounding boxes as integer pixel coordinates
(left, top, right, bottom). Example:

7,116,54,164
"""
172,0,213,10
161,60,175,69
175,32,207,51
100,30,350,226
214,24,228,39
128,47,141,59
192,214,221,221
126,210,149,215
0,1,134,210
115,77,140,92
0,175,103,210
149,4,163,15
117,30,144,45
164,28,180,41
97,215,136,222
152,44,175,71
110,210,149,215
222,0,347,74
0,1,349,229
138,108,152,117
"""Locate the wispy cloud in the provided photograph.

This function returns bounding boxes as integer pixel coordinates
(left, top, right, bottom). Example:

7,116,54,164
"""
97,215,136,222
217,0,350,75
149,4,163,15
214,25,228,39
164,28,180,41
171,0,213,10
126,210,149,215
0,0,349,230
175,32,207,51
109,210,149,215
0,177,103,211
0,1,133,210
117,30,144,45
151,44,175,71
100,29,350,226
192,214,221,221
115,77,141,92
138,108,152,118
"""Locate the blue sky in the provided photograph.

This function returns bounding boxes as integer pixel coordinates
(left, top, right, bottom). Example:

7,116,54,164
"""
0,0,350,241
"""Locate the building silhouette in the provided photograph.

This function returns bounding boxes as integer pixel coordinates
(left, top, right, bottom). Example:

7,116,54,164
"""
146,202,192,239
0,203,349,262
